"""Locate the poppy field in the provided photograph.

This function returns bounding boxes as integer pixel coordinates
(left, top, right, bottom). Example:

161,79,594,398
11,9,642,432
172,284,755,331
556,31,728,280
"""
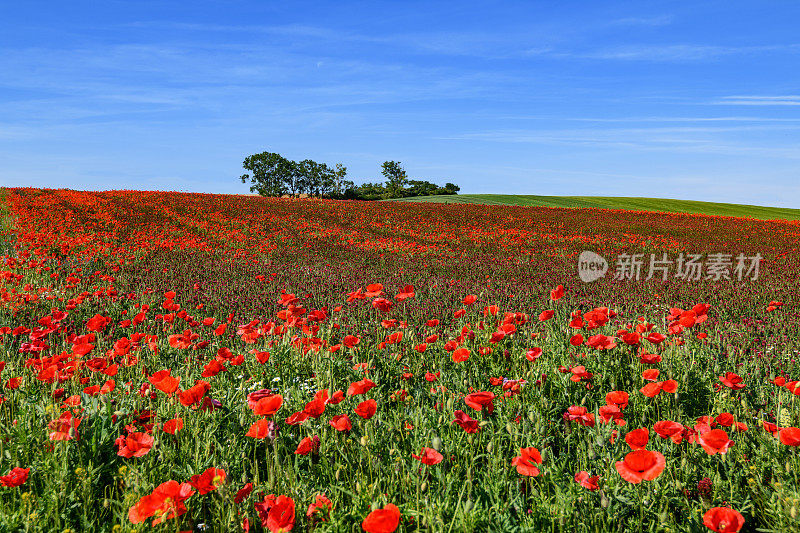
2,188,800,532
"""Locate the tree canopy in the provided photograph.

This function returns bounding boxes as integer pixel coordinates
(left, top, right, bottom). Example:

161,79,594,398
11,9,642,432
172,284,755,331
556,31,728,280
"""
241,152,459,200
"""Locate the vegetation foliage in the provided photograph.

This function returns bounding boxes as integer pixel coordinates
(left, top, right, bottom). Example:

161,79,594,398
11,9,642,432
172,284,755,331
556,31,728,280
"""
0,188,799,532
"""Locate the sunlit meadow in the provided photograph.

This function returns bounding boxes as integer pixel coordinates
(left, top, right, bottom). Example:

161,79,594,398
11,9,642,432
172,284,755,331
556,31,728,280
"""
1,188,800,532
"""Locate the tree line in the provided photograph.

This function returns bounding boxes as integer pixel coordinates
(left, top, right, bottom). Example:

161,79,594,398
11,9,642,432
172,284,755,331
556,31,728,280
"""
240,152,459,200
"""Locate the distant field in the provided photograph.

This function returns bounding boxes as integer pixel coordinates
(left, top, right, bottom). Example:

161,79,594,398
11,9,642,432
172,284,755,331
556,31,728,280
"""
385,194,800,221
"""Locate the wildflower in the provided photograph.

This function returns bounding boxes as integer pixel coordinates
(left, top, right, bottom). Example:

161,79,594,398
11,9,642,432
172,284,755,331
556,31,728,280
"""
574,471,599,491
355,399,377,420
362,503,401,533
128,480,195,525
703,507,745,532
0,467,29,487
330,414,352,432
511,447,542,476
615,450,665,484
115,431,154,458
188,468,226,494
452,410,479,433
412,447,443,466
464,391,495,414
697,429,734,455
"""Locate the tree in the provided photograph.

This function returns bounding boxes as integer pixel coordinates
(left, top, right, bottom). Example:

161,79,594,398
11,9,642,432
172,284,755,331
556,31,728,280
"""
240,152,293,197
297,160,336,197
333,163,348,195
443,182,460,195
381,161,408,198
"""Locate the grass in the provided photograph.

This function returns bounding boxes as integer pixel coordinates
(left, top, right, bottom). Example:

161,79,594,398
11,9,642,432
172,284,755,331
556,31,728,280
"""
385,194,800,221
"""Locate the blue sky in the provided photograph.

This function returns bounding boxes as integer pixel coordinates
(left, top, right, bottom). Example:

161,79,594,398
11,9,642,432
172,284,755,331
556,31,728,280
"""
2,1,800,206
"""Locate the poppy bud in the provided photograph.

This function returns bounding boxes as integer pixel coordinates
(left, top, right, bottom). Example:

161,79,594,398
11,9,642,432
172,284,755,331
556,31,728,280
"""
464,499,474,512
355,482,361,493
420,482,428,492
432,436,442,451
335,467,342,481
360,435,369,446
600,492,609,508
506,422,514,434
486,442,493,453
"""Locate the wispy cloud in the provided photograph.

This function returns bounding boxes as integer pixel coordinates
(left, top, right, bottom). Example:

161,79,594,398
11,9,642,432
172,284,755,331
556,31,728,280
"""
583,44,800,61
714,95,800,106
608,15,674,27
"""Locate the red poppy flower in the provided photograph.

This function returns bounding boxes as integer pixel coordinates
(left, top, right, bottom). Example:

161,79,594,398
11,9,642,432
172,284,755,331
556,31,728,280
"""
201,359,226,378
569,334,584,346
246,419,272,439
343,335,360,348
303,390,329,418
538,310,555,321
526,347,543,361
715,413,734,427
86,314,111,332
511,447,542,476
719,372,745,390
462,294,477,305
307,494,333,520
330,414,352,432
295,435,321,455
327,390,345,404
148,369,180,395
188,467,226,494
550,285,564,300
362,503,401,533
586,334,616,350
625,428,649,450
599,405,626,426
653,420,684,443
48,411,81,441
574,471,599,491
615,450,665,484
452,347,470,362
355,399,377,420
262,494,295,532
640,380,678,398
453,410,479,433
703,507,745,532
566,406,595,427
464,391,495,414
179,380,211,406
0,467,29,487
235,483,253,504
639,352,662,364
347,379,376,397
779,427,800,446
252,395,283,417
116,431,154,458
697,429,734,455
605,391,629,410
128,480,195,525
395,285,415,301
642,369,660,382
163,418,183,434
412,447,443,465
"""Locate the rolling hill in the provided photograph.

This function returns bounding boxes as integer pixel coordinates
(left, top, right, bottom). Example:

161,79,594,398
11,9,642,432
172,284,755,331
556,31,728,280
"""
384,194,800,221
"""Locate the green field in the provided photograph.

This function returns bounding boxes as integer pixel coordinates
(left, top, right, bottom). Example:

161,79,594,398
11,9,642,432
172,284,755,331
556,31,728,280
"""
385,194,800,221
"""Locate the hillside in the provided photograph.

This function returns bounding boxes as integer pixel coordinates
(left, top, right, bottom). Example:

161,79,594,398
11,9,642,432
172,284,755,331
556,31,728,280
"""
385,194,800,221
